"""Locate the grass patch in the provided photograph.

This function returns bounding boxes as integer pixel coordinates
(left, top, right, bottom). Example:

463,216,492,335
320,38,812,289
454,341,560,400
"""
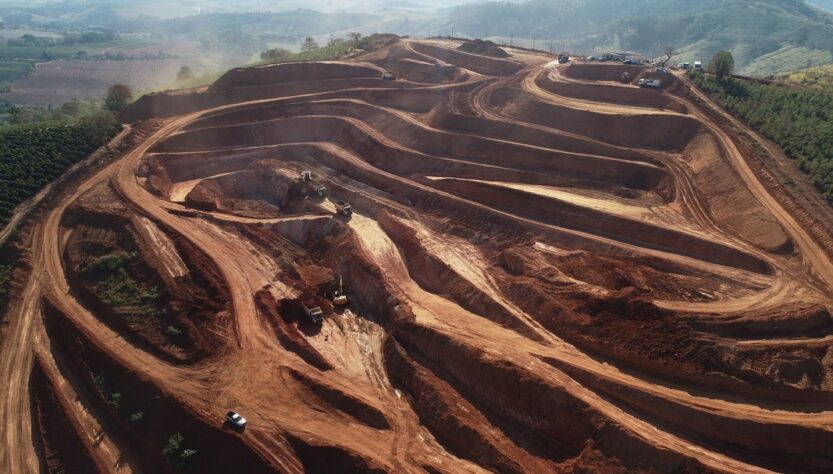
743,44,833,77
0,60,34,90
79,252,161,317
783,63,833,93
0,40,153,61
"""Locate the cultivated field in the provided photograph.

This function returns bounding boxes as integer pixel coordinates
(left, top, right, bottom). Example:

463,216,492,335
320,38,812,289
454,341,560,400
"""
3,36,833,473
0,59,193,106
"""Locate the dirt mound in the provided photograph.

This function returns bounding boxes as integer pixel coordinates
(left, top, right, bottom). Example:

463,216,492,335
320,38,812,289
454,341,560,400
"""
210,61,382,91
456,39,509,58
410,42,524,76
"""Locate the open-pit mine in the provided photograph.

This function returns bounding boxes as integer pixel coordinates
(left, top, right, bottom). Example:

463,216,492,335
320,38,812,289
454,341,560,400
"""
4,35,833,473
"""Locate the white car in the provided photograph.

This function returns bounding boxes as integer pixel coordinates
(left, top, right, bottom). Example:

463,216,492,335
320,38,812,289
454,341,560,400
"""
226,411,247,430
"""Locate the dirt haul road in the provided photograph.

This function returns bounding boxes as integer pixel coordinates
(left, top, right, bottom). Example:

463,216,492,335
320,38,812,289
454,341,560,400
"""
3,36,833,473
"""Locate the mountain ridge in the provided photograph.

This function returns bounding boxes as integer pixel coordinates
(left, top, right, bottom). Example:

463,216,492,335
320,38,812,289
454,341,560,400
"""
451,0,833,75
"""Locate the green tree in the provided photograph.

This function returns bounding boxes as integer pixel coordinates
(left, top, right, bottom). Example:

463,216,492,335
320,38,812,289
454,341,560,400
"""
163,433,198,472
661,45,678,66
104,84,133,113
80,111,119,145
301,36,319,52
176,65,193,82
59,100,81,118
708,50,735,80
260,48,292,62
348,32,362,48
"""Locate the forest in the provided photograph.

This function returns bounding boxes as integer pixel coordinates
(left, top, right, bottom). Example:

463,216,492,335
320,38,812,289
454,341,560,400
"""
690,71,833,203
0,115,121,227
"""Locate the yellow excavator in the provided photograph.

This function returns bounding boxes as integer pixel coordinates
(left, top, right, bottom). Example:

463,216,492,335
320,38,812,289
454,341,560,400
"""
333,275,348,306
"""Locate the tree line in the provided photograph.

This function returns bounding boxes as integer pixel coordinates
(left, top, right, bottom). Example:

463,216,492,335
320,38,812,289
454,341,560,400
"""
0,84,131,228
690,52,833,204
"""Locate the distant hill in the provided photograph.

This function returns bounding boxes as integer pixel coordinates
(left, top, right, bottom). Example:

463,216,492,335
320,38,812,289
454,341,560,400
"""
451,0,833,75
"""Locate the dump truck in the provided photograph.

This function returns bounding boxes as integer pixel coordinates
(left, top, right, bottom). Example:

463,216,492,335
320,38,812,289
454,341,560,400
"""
381,71,395,80
302,301,324,324
637,78,661,90
335,200,352,217
333,275,348,306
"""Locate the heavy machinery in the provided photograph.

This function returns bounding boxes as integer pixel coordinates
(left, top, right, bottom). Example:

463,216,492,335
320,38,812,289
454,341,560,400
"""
335,200,352,217
333,275,348,306
302,301,324,324
381,71,396,80
638,78,661,90
620,72,632,83
300,170,312,182
313,184,327,197
557,53,569,64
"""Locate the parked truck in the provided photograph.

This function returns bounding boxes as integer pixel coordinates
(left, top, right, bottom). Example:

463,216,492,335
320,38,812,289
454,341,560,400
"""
638,78,661,90
302,301,324,324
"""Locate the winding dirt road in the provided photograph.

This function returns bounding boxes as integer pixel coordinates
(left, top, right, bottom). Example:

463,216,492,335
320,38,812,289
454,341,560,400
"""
3,38,833,473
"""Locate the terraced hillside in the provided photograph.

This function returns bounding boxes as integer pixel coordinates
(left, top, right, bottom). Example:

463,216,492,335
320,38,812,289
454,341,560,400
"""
3,36,833,473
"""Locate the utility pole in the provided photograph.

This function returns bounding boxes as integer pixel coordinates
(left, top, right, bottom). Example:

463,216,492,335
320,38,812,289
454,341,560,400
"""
510,34,513,47
532,37,536,50
549,40,553,53
451,24,454,38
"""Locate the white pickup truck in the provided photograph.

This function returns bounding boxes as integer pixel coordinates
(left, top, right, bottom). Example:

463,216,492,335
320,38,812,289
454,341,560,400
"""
225,411,247,430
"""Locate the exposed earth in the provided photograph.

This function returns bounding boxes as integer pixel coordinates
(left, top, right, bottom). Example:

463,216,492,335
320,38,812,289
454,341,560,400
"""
3,36,833,473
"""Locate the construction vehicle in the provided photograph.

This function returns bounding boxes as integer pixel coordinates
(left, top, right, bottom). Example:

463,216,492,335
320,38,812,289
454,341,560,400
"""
300,170,312,182
381,71,395,80
333,275,348,306
694,61,703,70
620,72,632,83
637,78,661,90
302,301,324,324
313,184,327,197
335,200,352,217
557,53,569,64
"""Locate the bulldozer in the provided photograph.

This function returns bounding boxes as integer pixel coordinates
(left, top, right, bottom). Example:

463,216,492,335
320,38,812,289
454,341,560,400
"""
333,275,348,306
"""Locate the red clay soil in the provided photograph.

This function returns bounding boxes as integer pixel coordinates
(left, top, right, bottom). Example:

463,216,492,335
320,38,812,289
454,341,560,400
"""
456,39,510,58
30,358,103,474
6,37,833,474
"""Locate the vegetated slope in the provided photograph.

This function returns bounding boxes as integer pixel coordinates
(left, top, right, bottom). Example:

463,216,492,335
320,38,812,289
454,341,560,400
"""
7,36,833,474
782,62,833,90
451,0,833,74
689,70,833,203
0,116,121,227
